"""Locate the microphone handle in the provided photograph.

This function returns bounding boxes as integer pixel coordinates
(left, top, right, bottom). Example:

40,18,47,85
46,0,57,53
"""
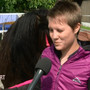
27,69,43,90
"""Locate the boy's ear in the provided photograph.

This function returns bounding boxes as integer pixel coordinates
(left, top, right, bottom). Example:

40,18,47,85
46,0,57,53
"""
74,23,81,34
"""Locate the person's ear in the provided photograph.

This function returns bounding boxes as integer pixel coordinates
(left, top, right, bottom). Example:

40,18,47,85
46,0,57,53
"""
74,23,81,34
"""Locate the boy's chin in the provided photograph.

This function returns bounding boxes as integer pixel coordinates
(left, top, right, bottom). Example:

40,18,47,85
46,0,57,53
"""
55,46,63,51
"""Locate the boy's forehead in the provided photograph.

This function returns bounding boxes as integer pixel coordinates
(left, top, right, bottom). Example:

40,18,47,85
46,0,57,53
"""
48,15,67,24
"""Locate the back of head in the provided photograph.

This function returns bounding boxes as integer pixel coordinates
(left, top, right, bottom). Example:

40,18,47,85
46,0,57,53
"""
34,9,51,51
0,9,49,88
34,9,52,49
47,1,82,30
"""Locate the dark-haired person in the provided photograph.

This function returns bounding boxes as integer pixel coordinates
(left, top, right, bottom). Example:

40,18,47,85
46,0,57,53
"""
0,9,52,89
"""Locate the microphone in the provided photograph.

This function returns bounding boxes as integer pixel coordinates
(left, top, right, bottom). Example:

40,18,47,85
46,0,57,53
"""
27,57,52,90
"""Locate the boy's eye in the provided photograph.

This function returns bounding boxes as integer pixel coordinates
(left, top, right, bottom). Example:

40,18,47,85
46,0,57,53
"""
57,29,63,32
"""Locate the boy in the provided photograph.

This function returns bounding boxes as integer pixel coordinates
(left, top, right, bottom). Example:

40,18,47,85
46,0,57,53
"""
40,1,90,90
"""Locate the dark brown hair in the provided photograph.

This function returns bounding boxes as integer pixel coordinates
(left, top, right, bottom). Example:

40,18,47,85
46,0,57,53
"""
0,9,51,88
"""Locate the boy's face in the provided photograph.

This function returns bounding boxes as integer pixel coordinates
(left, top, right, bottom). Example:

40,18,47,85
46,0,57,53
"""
48,16,79,51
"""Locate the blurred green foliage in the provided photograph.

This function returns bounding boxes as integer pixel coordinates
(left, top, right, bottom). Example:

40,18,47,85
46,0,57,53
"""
0,0,57,12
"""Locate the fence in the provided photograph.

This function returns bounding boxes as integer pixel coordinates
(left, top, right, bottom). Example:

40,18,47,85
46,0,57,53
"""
0,13,24,39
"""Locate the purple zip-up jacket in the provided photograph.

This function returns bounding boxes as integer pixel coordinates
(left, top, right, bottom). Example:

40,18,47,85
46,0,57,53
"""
41,45,90,90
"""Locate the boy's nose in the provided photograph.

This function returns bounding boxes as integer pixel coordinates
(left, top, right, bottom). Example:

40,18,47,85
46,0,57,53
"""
52,31,58,39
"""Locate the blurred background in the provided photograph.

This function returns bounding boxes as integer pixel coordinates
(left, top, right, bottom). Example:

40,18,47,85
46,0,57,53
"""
0,0,90,41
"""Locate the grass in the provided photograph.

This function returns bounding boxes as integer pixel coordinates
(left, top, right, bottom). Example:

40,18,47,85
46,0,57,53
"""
81,25,90,30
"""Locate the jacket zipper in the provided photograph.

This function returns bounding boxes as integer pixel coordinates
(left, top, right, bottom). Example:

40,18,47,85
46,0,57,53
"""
57,65,62,75
54,65,62,90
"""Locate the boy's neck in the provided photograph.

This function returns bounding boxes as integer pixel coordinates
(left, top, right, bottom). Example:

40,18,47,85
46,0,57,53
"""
60,40,80,65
